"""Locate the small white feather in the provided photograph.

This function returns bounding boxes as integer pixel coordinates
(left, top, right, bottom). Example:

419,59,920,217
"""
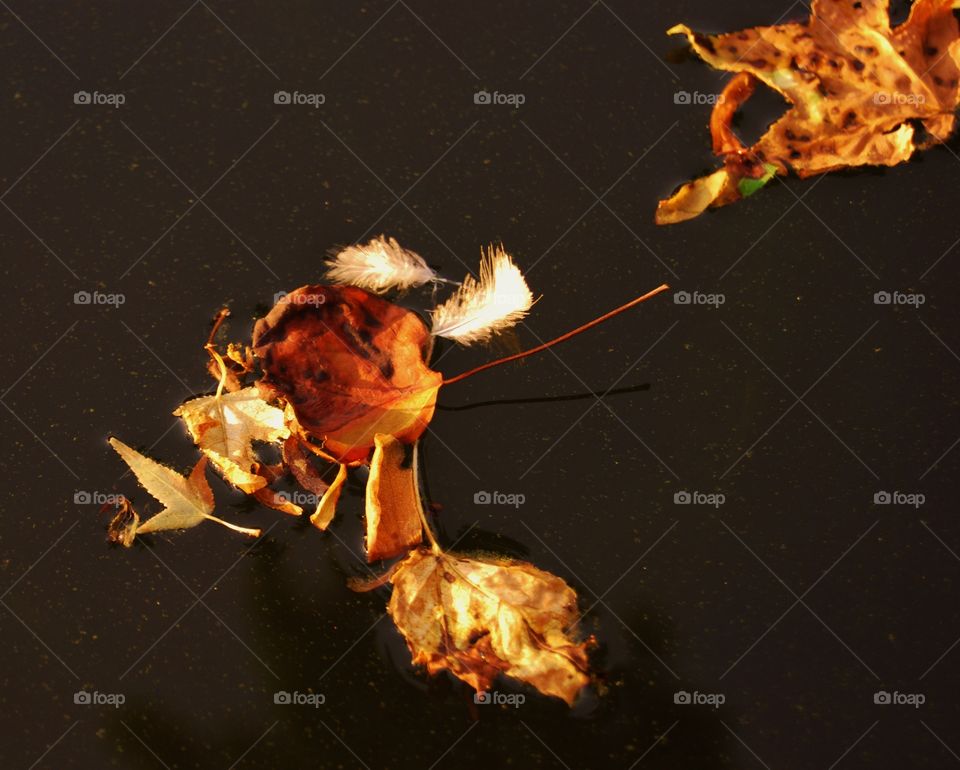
325,235,438,294
430,245,534,345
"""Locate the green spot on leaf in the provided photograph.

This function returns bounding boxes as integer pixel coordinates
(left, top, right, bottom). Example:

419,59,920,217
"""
738,163,778,197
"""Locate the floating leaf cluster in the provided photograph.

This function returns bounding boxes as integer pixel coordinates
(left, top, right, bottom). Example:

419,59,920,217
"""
103,239,667,704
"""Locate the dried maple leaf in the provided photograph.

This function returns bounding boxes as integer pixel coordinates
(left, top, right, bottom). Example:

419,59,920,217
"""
109,437,260,539
657,0,960,224
173,386,289,493
252,285,442,465
365,433,424,562
388,547,592,704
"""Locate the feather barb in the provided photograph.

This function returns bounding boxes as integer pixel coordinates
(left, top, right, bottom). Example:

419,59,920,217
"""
430,245,534,345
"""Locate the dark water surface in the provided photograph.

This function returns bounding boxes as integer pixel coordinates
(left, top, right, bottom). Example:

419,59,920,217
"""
2,1,960,768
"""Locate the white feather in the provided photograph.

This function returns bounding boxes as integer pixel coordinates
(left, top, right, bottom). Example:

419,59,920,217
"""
431,245,534,345
325,235,438,293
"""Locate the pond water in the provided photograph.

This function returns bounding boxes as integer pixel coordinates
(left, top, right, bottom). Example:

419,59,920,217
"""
2,1,960,768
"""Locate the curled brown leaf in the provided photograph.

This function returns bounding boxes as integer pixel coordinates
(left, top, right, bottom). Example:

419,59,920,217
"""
253,285,442,465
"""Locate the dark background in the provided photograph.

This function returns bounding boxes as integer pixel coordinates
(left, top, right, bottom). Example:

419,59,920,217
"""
2,1,960,767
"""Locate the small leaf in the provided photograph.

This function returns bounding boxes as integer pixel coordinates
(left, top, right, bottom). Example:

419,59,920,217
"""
310,463,348,531
205,342,255,392
253,486,303,517
105,496,139,548
737,163,778,197
174,387,289,493
282,435,332,495
109,437,260,539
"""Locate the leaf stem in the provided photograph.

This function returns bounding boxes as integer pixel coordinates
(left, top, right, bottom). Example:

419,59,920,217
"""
204,513,262,538
204,308,231,431
442,283,670,386
411,441,442,554
207,307,230,347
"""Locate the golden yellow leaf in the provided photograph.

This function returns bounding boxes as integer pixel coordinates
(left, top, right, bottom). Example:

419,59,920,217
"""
388,548,592,705
365,433,424,561
253,486,302,517
173,386,289,493
310,463,348,531
109,437,260,539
